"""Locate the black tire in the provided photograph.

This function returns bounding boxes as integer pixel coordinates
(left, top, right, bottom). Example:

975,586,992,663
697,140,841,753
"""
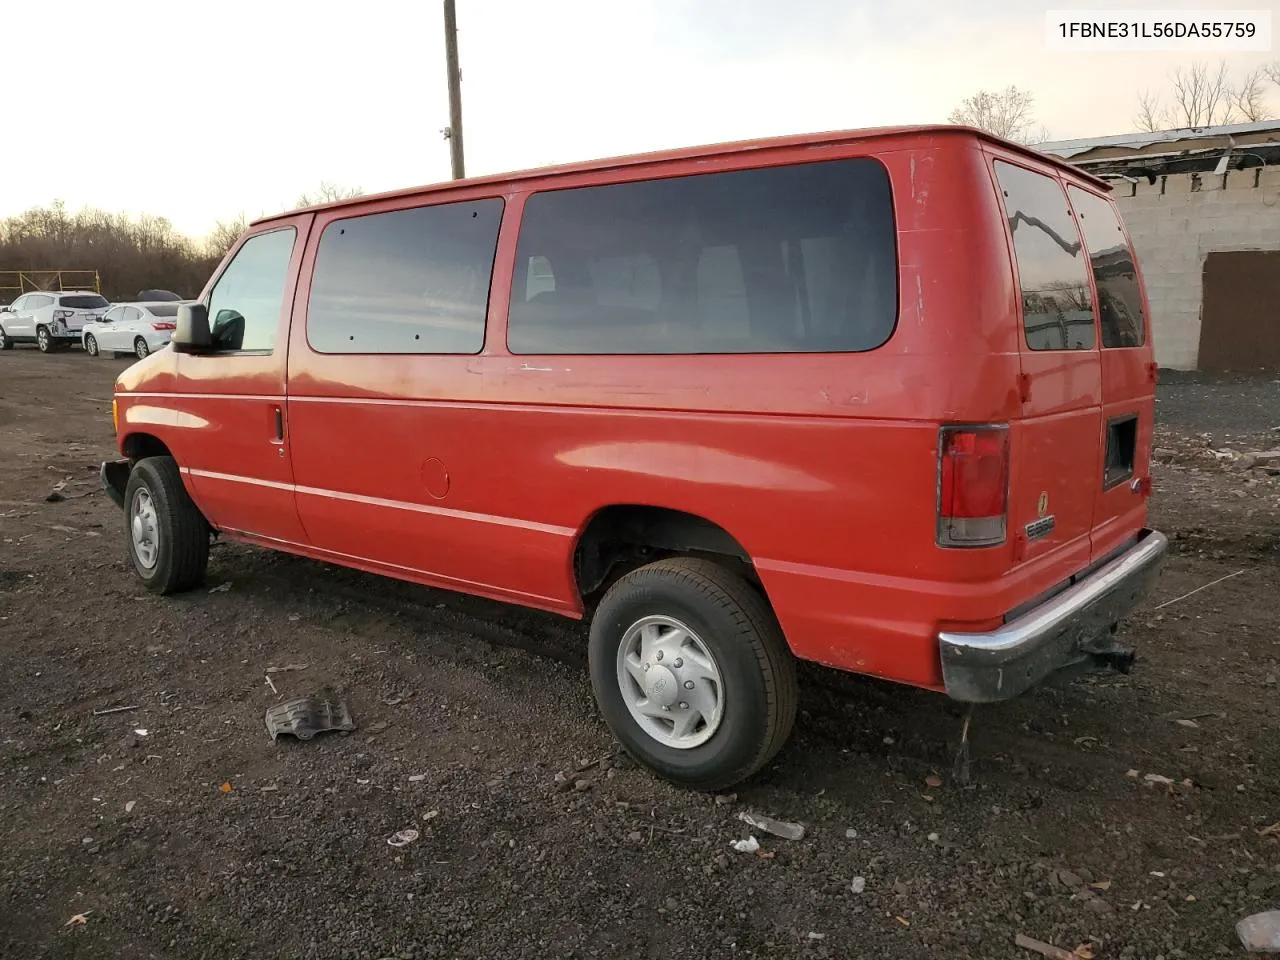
134,337,149,359
123,456,209,594
588,557,798,791
85,334,98,357
36,326,51,353
0,326,11,350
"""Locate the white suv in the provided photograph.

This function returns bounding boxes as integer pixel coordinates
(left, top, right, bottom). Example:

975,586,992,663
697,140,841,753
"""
0,290,111,352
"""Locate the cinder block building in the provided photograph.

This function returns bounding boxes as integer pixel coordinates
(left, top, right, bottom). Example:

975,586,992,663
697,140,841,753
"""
1037,121,1280,373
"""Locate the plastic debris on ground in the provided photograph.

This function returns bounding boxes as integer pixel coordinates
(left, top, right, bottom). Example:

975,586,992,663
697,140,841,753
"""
1238,911,1280,953
730,835,759,853
265,690,356,742
387,828,419,847
736,810,804,841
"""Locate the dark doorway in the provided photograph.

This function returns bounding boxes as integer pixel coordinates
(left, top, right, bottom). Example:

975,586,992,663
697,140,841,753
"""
1199,250,1280,373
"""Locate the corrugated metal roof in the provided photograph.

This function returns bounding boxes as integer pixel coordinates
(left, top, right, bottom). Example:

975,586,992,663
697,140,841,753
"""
1035,119,1280,159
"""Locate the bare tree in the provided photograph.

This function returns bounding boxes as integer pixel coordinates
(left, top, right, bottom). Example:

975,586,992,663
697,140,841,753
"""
1234,68,1272,121
1134,90,1165,132
1134,60,1274,131
948,86,1047,143
294,181,363,207
1266,61,1280,88
204,214,248,259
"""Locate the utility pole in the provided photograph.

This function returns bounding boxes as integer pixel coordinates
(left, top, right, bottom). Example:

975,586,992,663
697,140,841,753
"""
443,0,465,179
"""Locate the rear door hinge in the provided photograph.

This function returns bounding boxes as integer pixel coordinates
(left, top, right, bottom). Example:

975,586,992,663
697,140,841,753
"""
1017,373,1032,404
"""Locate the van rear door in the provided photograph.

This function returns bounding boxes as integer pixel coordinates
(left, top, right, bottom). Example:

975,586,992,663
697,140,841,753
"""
989,157,1102,569
1066,185,1157,561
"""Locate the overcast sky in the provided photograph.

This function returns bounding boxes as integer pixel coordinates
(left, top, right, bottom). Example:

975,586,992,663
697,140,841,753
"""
4,0,1277,238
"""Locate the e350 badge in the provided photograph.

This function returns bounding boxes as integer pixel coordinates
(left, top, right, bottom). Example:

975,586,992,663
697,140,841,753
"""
1027,491,1055,540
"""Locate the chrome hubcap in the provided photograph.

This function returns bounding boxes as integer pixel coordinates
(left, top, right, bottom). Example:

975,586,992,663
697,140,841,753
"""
130,489,159,569
137,340,147,358
87,336,96,354
616,615,724,749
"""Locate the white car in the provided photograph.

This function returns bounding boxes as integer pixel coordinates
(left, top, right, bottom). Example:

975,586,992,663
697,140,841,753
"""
0,290,111,352
82,302,183,359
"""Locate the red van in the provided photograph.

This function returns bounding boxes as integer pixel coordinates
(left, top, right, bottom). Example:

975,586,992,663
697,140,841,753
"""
101,124,1167,790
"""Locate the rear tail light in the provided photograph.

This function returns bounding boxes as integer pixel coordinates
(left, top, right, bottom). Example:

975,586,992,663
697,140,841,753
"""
152,322,176,330
54,309,74,321
937,424,1009,547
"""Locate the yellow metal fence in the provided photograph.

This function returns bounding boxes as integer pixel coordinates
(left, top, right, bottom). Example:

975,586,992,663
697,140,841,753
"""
0,270,101,304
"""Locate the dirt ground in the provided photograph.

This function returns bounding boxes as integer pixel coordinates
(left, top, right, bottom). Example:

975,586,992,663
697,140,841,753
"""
1,349,1277,960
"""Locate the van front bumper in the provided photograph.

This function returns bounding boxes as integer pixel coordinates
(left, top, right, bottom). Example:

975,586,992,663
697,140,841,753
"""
938,529,1168,703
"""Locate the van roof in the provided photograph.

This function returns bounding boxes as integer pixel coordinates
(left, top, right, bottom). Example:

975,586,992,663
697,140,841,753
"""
253,124,1110,227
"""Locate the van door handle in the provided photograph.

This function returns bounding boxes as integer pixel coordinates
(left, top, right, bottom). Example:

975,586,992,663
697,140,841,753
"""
272,406,284,442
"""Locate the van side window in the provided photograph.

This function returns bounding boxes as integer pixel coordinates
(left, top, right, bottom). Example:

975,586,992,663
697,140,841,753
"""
1067,187,1147,348
993,161,1095,351
306,199,503,355
506,158,898,355
206,227,297,353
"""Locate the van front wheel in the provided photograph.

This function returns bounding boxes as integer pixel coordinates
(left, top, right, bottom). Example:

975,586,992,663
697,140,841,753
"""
588,557,797,791
123,456,209,594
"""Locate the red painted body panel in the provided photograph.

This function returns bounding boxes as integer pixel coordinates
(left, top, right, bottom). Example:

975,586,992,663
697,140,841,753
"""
113,126,1155,694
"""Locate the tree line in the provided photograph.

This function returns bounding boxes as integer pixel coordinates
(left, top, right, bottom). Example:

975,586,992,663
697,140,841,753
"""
6,62,1277,305
0,183,361,304
950,59,1280,144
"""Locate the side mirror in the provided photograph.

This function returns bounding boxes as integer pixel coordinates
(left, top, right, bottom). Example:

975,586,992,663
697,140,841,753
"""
172,302,212,354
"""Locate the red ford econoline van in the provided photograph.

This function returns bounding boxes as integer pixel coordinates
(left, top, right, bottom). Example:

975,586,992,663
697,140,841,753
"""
101,125,1167,790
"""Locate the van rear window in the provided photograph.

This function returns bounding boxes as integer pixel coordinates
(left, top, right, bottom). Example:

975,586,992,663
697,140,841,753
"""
993,160,1095,351
506,158,898,355
1067,186,1146,348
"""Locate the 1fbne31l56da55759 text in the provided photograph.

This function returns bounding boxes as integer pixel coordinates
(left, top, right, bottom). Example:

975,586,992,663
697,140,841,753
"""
1046,8,1271,50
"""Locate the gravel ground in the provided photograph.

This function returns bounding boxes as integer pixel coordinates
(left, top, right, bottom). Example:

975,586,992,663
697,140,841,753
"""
1,350,1277,960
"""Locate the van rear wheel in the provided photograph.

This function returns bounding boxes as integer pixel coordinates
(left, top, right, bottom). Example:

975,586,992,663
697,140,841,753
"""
588,557,797,791
123,456,209,594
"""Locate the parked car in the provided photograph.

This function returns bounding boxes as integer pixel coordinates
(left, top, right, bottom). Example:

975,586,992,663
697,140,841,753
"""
99,124,1168,791
135,289,183,302
0,290,110,351
82,302,182,359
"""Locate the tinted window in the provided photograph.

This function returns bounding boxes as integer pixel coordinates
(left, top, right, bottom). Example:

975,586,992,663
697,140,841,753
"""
206,227,296,352
145,303,180,317
1068,187,1146,348
59,294,109,309
306,198,503,354
507,158,898,355
993,161,1094,351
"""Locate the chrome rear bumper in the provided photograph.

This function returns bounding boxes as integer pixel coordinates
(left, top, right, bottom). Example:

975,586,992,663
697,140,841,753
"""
938,529,1168,702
